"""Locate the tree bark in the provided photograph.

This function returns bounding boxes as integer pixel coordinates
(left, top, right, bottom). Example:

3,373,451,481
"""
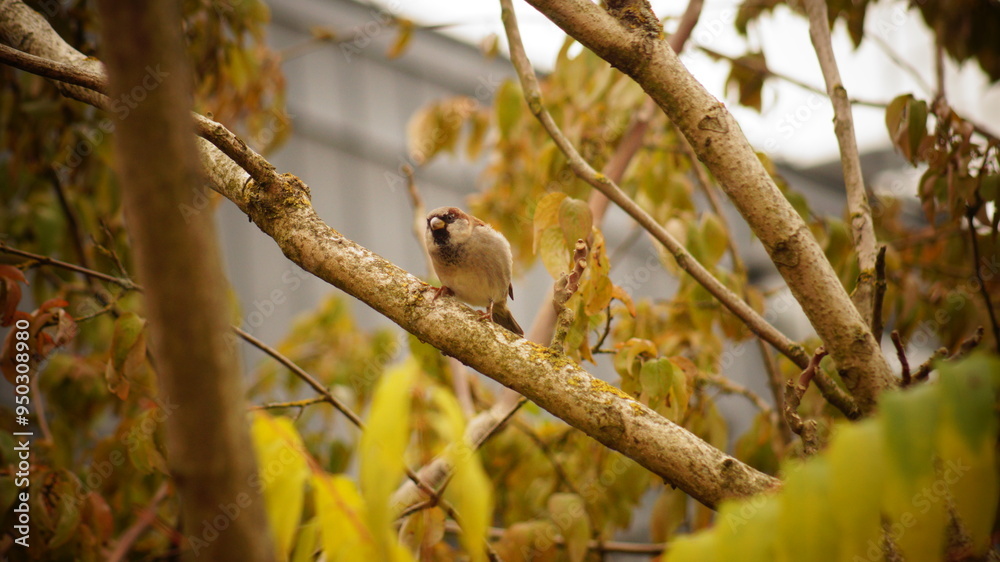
521,0,896,414
93,2,274,561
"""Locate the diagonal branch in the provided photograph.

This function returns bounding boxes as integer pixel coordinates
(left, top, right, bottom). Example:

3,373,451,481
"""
802,0,880,329
499,0,809,369
519,0,894,416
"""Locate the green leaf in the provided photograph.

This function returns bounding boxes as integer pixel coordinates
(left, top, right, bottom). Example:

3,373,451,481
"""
548,493,590,562
665,530,718,562
251,413,309,561
827,420,884,562
906,97,928,162
776,458,838,562
881,385,946,562
935,353,1000,553
699,212,728,267
639,357,673,414
716,494,778,562
495,79,522,139
881,384,938,482
108,311,146,387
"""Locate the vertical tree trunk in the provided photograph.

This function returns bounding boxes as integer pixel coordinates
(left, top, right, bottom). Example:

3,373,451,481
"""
95,2,274,560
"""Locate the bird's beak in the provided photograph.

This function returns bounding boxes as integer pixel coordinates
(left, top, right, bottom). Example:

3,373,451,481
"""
429,216,446,231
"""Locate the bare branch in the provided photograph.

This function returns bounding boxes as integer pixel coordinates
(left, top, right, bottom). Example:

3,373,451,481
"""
520,0,895,415
501,0,809,369
803,0,879,330
891,331,910,387
784,348,827,456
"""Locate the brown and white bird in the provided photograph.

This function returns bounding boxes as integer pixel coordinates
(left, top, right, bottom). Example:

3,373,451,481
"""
425,206,523,336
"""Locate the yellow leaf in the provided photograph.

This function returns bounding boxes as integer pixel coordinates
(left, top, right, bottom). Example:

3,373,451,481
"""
611,284,636,316
538,226,570,278
313,472,377,561
665,530,718,562
776,458,838,562
584,274,613,316
881,386,945,562
251,413,309,561
386,19,413,59
431,385,493,562
533,192,568,254
715,494,778,561
360,360,417,557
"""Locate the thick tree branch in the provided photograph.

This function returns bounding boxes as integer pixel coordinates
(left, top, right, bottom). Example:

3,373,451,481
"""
500,0,809,370
520,0,894,415
0,0,779,511
802,0,879,329
94,1,274,560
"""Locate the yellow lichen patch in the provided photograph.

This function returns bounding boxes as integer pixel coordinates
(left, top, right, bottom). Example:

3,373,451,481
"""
589,377,633,401
629,401,647,417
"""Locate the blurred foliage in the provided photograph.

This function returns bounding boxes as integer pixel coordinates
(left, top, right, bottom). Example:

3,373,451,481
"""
666,354,999,561
0,0,998,560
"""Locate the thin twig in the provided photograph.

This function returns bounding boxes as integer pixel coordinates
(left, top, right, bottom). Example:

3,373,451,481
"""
696,46,887,108
250,397,327,412
702,374,772,414
0,243,140,291
956,326,985,359
443,521,668,555
870,34,934,97
811,366,861,420
590,304,614,355
499,0,809,369
913,347,948,382
48,171,91,273
891,331,910,387
783,347,827,455
872,245,888,342
966,193,1000,353
106,481,170,562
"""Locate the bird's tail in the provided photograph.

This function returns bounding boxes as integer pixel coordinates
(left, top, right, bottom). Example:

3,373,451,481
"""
492,304,523,336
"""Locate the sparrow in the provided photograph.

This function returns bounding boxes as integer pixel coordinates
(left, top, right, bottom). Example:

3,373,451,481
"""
425,206,523,336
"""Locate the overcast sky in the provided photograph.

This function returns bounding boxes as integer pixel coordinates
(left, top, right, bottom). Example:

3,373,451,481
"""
371,0,1000,167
